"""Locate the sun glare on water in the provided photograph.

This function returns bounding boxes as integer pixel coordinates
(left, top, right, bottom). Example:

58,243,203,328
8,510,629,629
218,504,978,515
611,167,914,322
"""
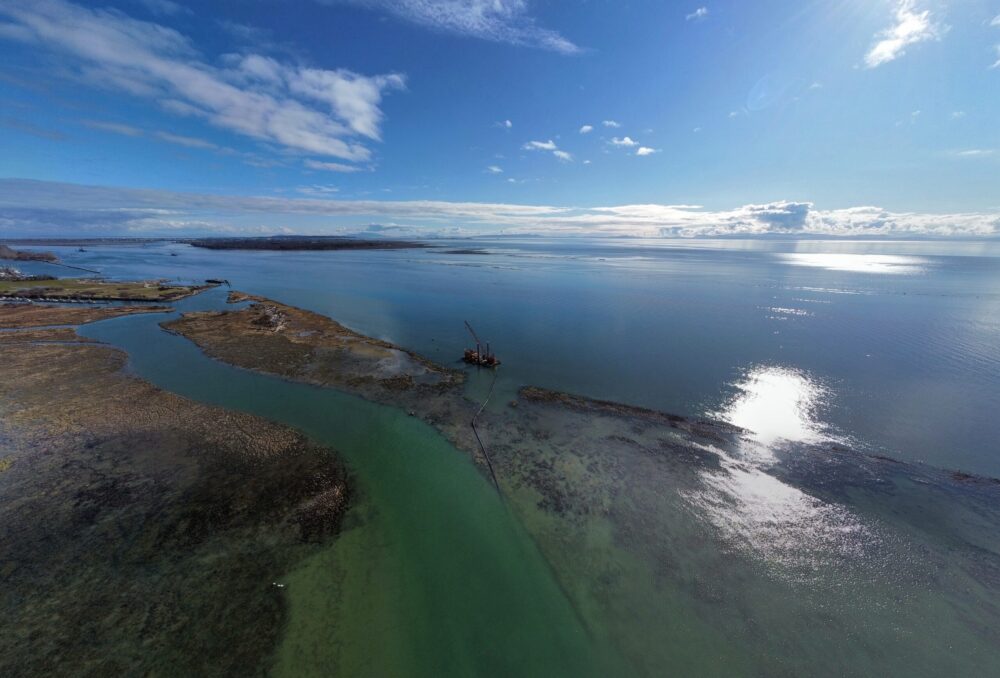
778,253,929,274
718,365,830,449
685,366,874,574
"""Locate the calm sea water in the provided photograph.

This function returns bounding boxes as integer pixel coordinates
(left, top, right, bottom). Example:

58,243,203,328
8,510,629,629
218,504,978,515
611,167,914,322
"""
12,237,1000,675
22,237,1000,476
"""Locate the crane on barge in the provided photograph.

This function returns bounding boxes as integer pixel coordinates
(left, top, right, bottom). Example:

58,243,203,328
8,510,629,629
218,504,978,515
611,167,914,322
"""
462,320,500,367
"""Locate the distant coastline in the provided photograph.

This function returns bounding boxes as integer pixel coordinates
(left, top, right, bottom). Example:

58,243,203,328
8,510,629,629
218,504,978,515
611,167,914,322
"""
0,244,57,262
185,236,428,251
2,236,430,251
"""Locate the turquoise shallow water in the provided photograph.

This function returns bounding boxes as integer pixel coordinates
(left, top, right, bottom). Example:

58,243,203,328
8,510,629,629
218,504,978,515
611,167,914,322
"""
80,292,620,677
11,238,1000,675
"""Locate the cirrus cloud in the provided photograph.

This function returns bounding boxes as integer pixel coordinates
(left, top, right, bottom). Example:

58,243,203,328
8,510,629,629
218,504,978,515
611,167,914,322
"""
324,0,580,54
305,159,366,172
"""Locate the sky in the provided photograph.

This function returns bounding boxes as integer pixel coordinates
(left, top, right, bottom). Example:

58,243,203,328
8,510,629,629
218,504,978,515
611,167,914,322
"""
0,0,998,238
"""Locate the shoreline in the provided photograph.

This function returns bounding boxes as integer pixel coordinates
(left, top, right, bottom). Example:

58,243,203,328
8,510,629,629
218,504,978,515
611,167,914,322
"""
163,291,1000,485
185,236,429,251
154,290,1000,676
5,286,1000,675
0,301,351,675
0,278,217,302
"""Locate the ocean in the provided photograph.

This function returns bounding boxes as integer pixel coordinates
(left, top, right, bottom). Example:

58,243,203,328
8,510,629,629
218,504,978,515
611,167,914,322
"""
25,237,1000,475
12,237,1000,676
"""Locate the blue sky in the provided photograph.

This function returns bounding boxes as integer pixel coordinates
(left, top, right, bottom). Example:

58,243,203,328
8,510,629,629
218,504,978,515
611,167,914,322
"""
0,0,998,237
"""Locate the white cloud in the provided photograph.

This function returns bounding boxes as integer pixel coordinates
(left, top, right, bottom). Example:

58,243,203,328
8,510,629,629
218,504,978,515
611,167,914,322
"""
524,139,572,161
82,119,144,137
987,16,999,69
692,126,702,133
728,111,740,118
602,120,621,128
486,164,503,173
951,111,966,119
154,131,219,150
610,136,637,147
305,160,364,172
579,124,593,134
0,0,404,161
5,179,996,239
297,184,340,196
327,0,579,54
635,146,658,156
954,149,995,158
686,7,708,21
80,118,278,164
865,1,943,68
0,21,32,41
496,119,513,129
523,139,558,151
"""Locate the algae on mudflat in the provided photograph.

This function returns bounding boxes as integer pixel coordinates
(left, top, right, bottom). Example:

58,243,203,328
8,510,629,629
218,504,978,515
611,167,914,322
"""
0,305,351,676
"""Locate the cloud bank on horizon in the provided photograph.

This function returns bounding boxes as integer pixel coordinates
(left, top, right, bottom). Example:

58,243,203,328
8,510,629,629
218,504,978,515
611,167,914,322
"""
1,179,996,239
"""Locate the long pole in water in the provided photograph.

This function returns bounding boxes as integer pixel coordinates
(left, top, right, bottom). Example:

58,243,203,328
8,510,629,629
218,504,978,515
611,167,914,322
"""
465,319,501,493
471,366,501,495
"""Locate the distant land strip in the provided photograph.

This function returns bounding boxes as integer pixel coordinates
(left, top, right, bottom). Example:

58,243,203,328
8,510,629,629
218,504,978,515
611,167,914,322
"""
184,237,428,251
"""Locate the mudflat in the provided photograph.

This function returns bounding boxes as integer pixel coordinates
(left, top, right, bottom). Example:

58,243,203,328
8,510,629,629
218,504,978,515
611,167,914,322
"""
0,305,350,676
0,301,170,328
0,278,215,302
164,292,465,402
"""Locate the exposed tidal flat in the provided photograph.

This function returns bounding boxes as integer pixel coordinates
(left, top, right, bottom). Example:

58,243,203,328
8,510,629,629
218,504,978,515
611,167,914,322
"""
3,240,1000,676
0,277,214,302
0,304,349,676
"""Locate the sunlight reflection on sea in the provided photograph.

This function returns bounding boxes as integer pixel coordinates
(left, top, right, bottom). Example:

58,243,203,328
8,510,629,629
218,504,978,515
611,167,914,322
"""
777,252,929,274
685,365,876,577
